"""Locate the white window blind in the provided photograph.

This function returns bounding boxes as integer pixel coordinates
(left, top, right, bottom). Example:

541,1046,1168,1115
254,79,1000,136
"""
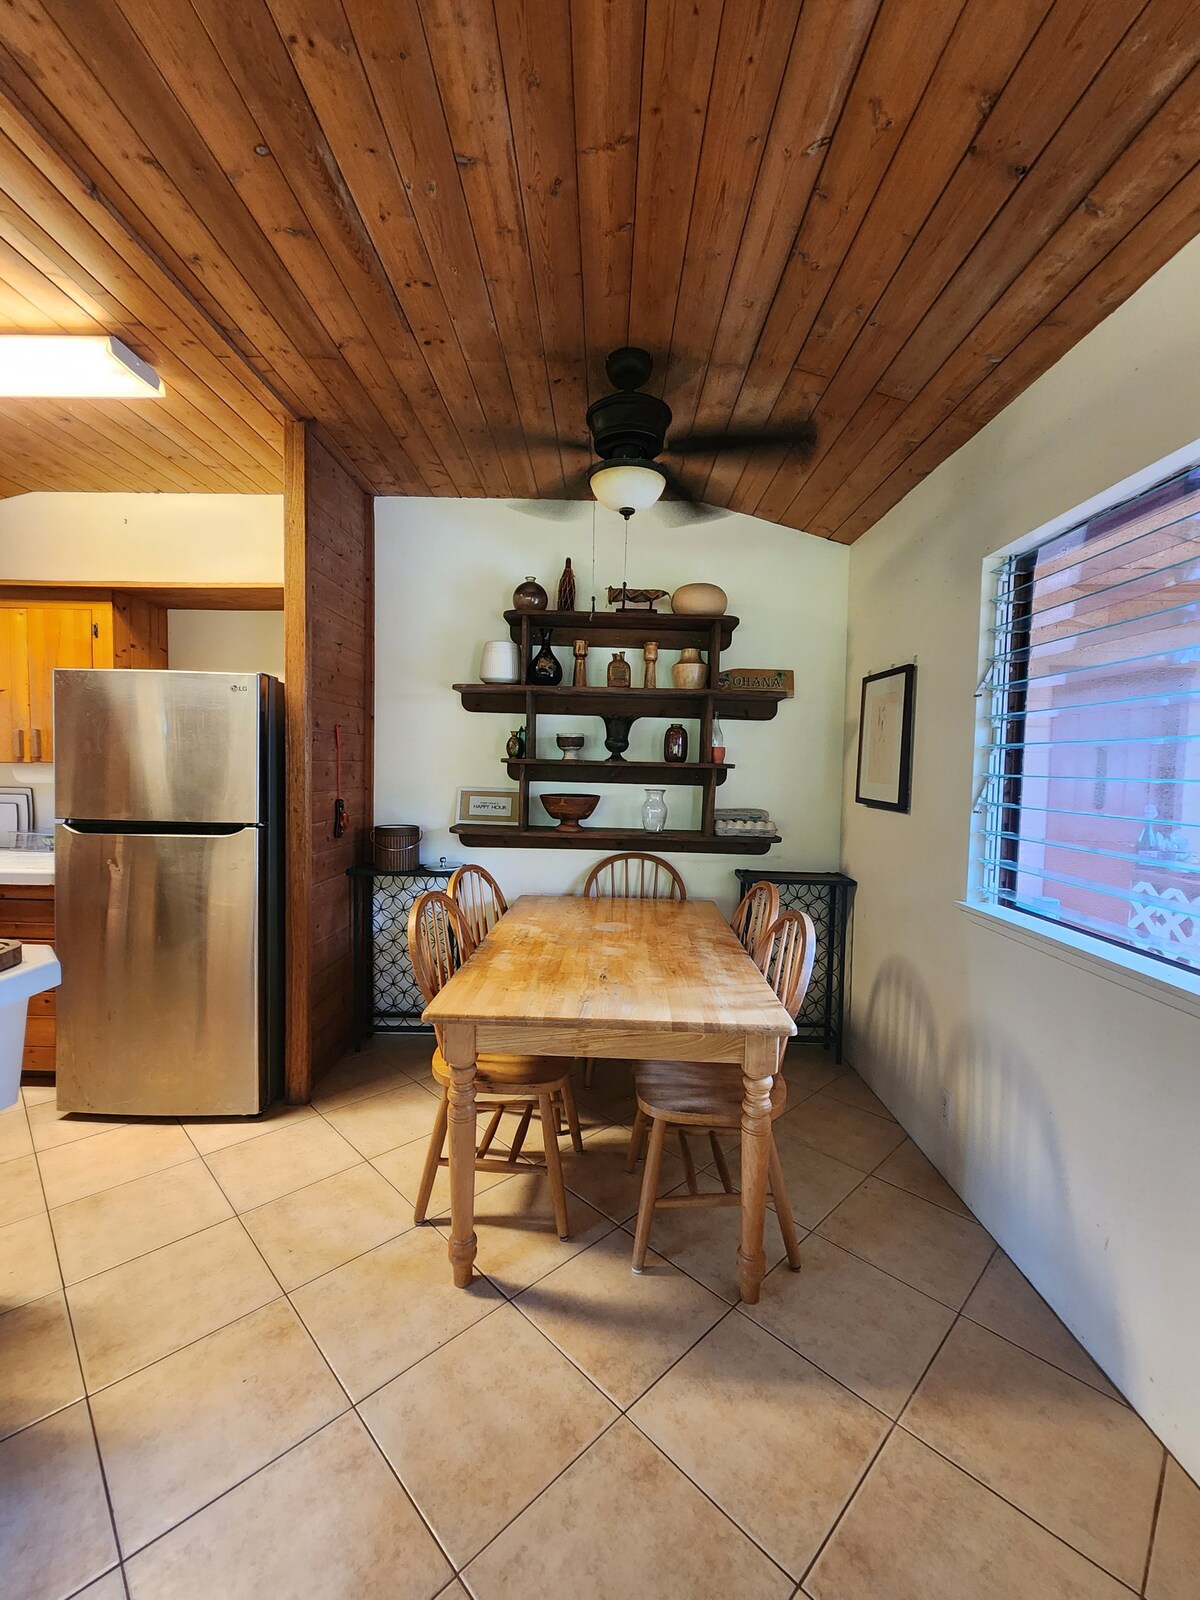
978,463,1200,972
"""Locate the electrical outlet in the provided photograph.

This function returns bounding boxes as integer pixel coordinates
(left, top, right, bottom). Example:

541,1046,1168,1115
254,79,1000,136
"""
940,1089,953,1126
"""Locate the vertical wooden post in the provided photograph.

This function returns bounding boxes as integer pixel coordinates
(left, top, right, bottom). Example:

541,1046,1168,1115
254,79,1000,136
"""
284,421,313,1103
283,420,374,1102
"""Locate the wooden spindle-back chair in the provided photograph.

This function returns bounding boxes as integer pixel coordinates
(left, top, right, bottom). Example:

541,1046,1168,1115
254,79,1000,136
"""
406,890,582,1238
583,852,687,902
730,880,781,970
624,909,818,1272
580,852,687,1086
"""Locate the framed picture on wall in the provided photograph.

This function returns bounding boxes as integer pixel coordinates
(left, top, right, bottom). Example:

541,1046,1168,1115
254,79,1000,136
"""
855,664,916,812
454,787,520,827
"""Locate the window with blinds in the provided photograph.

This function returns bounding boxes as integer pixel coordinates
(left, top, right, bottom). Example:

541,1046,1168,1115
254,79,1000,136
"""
978,462,1200,974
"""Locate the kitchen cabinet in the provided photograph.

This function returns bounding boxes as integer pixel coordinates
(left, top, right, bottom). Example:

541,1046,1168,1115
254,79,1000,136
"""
0,884,55,1072
0,600,114,763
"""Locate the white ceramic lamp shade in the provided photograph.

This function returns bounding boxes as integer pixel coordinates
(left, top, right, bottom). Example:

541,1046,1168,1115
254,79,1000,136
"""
589,462,666,515
479,640,521,683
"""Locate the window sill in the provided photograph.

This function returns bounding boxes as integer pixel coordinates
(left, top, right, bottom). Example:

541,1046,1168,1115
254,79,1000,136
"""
955,899,1200,1025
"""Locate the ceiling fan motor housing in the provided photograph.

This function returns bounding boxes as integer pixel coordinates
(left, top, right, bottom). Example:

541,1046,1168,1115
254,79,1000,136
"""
585,388,672,463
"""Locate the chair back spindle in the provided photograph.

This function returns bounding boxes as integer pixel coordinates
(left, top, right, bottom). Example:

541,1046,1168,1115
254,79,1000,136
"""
448,863,508,949
730,881,781,969
583,852,687,902
757,911,818,1057
408,890,472,1008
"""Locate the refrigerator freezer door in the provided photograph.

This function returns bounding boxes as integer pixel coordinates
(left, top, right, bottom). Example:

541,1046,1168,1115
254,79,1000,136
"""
55,824,266,1115
55,670,268,825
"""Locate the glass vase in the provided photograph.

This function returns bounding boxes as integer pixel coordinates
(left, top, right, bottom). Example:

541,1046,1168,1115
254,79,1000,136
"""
642,787,668,833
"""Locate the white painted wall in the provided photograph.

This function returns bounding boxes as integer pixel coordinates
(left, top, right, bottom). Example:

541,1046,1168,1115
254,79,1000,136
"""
374,498,849,906
0,492,283,583
167,610,285,678
841,234,1200,1475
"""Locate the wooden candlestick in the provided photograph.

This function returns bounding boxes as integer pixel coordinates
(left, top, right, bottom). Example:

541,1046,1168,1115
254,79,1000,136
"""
572,638,588,687
643,640,658,689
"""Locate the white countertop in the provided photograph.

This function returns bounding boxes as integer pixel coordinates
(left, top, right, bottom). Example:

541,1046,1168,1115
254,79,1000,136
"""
0,848,55,886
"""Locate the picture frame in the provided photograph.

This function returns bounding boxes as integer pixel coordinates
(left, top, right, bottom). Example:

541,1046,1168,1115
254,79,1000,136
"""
454,786,520,827
855,664,916,812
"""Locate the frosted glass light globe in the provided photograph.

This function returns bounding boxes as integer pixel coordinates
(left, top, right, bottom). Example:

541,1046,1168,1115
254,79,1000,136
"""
589,462,667,515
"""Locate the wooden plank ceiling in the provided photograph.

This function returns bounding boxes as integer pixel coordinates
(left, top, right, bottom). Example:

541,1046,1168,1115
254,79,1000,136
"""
0,1,1196,538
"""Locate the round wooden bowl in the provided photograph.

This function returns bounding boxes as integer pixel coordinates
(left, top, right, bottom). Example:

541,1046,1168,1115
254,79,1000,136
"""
540,793,600,831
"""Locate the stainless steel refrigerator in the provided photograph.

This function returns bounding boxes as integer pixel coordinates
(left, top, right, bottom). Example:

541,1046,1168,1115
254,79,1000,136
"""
54,670,283,1116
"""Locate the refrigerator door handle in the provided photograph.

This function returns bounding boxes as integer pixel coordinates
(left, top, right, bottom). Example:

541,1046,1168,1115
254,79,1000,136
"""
61,819,251,838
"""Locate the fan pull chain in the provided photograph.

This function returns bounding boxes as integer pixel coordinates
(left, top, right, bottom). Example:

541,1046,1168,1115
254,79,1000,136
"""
590,500,597,618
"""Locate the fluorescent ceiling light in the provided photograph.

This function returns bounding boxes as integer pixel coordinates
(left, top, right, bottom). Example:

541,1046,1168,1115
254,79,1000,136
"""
0,335,165,398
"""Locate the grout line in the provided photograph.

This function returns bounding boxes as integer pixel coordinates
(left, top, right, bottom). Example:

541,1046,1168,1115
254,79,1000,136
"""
453,1411,627,1583
21,1100,126,1583
1140,1447,1169,1596
115,1403,357,1568
889,1417,1144,1597
955,1302,1132,1407
623,1409,799,1587
868,1167,973,1219
47,1177,237,1294
795,1250,994,1592
346,1293,511,1414
510,1252,736,1415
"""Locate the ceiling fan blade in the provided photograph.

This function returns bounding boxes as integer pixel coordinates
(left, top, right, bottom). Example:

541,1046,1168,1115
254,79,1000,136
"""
657,462,723,523
667,420,818,457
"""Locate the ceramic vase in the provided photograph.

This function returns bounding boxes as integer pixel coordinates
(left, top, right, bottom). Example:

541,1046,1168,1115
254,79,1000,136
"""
671,582,728,615
529,628,562,685
607,651,632,688
603,715,633,762
480,640,521,683
513,575,548,611
663,724,688,763
642,787,668,832
672,648,707,690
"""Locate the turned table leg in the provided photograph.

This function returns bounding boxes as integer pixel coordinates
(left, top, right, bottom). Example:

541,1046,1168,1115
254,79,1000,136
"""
737,1034,776,1305
442,1021,478,1288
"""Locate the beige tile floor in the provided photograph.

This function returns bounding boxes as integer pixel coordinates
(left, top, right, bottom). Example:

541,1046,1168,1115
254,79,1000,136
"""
2,1040,1198,1600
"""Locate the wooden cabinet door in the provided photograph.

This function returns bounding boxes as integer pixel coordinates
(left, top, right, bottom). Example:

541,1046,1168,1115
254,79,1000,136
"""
0,607,31,762
26,605,99,763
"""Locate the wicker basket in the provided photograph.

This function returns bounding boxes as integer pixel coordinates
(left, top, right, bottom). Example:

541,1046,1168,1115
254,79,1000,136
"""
372,824,422,872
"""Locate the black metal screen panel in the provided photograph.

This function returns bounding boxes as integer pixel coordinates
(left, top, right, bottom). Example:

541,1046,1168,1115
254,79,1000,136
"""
350,867,452,1039
735,870,855,1059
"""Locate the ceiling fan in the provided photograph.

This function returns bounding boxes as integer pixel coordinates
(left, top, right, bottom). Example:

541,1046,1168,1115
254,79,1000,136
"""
524,346,819,521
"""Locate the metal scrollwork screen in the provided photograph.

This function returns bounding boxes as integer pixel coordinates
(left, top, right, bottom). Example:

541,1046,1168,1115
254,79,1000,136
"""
370,870,452,1029
735,871,854,1057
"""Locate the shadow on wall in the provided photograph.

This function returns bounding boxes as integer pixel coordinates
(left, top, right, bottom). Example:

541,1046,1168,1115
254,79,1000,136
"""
856,956,1126,1390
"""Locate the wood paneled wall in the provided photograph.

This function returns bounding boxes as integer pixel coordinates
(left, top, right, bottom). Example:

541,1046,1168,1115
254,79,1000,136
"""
284,420,373,1101
111,592,169,669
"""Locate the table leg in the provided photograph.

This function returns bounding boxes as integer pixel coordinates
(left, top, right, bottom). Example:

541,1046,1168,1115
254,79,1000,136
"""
442,1021,478,1288
737,1034,776,1305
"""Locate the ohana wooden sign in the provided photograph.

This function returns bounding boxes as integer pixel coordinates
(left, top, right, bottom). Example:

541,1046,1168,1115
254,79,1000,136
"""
716,668,795,697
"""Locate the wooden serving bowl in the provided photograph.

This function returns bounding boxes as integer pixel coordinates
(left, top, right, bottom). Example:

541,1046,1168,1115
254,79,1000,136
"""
540,793,600,831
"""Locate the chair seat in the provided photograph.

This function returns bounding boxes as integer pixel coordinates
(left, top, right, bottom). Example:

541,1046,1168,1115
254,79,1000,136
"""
633,1060,788,1126
432,1047,572,1096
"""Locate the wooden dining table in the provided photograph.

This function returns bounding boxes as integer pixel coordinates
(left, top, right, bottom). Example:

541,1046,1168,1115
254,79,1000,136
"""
421,894,797,1304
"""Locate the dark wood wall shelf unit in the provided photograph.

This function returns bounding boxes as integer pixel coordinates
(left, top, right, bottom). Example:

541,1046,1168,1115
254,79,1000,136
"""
452,608,785,854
